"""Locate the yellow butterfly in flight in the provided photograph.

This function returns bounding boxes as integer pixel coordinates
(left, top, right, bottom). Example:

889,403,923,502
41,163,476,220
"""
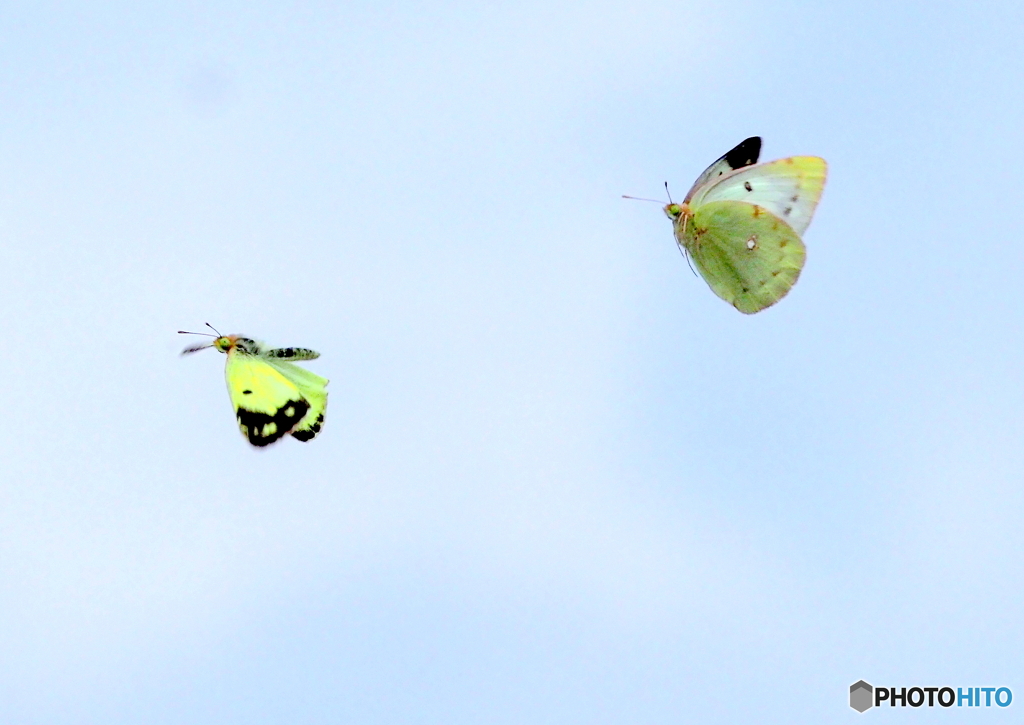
180,324,328,447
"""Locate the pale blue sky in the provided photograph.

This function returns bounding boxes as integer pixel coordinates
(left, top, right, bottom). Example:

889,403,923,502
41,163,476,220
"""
1,1,1022,722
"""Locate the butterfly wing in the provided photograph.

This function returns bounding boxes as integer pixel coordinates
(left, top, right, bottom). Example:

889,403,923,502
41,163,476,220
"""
264,359,329,441
683,137,762,203
224,352,312,446
691,156,827,235
675,200,806,314
266,347,320,362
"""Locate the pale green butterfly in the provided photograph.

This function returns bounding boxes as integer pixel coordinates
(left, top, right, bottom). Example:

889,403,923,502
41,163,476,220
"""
630,137,827,314
179,324,328,447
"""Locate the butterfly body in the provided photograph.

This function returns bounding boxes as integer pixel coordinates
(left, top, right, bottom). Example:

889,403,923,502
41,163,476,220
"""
665,138,827,314
181,332,328,447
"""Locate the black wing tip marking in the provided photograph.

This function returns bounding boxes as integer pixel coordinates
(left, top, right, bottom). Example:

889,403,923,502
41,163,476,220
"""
236,399,311,446
724,137,762,170
291,413,324,442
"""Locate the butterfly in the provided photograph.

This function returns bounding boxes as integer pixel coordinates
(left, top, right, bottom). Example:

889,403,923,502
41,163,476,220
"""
179,324,328,447
633,137,827,314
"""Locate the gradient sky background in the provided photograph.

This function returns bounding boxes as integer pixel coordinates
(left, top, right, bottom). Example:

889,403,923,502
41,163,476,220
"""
1,1,1022,722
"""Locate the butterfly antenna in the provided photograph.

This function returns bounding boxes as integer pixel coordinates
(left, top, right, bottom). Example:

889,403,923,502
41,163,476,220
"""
621,195,664,204
664,182,674,204
178,323,223,342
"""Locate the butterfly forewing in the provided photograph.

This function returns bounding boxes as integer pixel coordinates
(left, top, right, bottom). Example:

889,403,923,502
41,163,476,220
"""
693,156,827,235
683,137,762,203
224,353,312,446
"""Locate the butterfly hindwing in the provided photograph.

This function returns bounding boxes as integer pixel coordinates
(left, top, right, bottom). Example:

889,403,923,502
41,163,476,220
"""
683,136,762,203
266,347,321,361
693,156,827,235
263,358,328,442
677,200,806,314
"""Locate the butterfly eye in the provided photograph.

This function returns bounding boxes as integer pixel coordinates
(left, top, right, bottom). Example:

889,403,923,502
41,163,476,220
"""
663,204,683,220
215,338,232,352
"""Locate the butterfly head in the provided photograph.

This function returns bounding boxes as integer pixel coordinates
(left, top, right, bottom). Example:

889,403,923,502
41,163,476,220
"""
663,203,686,221
179,325,259,356
213,335,239,353
212,335,261,355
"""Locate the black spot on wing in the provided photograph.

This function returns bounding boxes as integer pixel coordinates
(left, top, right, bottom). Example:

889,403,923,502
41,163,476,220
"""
291,413,324,442
236,399,310,447
744,181,753,192
724,137,761,170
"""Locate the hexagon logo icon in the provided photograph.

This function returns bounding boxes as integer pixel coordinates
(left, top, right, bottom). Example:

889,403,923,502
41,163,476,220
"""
850,680,873,713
